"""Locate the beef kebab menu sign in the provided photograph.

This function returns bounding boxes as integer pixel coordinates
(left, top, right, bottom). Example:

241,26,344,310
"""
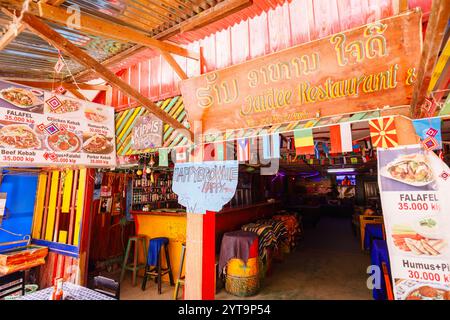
378,145,450,300
172,160,239,214
179,11,422,132
0,80,116,168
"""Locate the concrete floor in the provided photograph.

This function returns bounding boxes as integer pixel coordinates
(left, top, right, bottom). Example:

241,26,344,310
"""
119,217,373,300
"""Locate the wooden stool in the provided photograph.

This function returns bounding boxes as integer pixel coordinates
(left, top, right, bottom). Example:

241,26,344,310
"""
142,237,174,294
120,235,147,286
173,242,186,300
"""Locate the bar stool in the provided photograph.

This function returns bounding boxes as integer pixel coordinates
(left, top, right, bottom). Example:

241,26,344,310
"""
142,237,174,294
173,242,186,300
120,235,147,286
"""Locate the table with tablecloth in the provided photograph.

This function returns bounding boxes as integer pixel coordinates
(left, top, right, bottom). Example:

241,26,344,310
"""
364,223,384,251
18,281,115,300
370,239,391,300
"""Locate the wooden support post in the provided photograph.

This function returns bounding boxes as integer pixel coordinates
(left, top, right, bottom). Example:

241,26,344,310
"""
17,12,193,140
395,116,420,145
410,0,450,118
202,210,216,300
185,213,204,299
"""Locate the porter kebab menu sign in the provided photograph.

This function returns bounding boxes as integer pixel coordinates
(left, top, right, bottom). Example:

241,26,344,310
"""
378,145,450,300
172,160,239,214
0,80,116,168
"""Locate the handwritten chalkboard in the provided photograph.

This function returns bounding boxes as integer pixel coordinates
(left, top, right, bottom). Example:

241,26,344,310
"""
172,161,239,214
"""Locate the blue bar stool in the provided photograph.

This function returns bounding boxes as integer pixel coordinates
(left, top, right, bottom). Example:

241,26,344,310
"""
141,237,174,294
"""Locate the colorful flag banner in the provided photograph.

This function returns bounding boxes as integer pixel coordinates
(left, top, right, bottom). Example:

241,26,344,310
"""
330,123,353,153
203,143,215,161
323,142,330,158
294,128,314,155
271,133,280,159
176,146,188,163
412,118,442,150
352,143,361,153
215,142,225,161
369,117,399,148
237,138,250,161
262,135,271,160
249,138,258,164
314,141,320,159
159,149,168,167
225,140,235,160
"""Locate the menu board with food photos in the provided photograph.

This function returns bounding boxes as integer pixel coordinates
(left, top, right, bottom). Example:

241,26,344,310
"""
0,80,116,168
378,144,450,300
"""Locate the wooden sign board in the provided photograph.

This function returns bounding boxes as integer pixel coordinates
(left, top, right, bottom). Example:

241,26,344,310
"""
172,160,239,214
131,114,163,149
180,11,423,132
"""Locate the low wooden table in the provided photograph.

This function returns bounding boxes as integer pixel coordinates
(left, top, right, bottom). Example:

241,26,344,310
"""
18,282,115,300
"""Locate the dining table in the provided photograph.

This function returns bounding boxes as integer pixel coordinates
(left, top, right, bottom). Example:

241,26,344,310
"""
18,281,115,300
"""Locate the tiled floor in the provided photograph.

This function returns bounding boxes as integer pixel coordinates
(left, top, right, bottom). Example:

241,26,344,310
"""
119,216,372,300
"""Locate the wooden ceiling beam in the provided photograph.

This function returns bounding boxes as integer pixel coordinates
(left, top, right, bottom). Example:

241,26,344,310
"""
73,0,252,81
6,80,109,91
410,0,450,118
0,0,64,51
18,12,193,140
0,22,25,51
18,1,200,61
66,87,87,100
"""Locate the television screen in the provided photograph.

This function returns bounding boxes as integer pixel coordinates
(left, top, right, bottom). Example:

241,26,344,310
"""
336,174,356,186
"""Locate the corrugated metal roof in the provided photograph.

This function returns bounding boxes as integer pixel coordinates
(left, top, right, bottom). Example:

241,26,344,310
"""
0,7,134,80
0,0,226,81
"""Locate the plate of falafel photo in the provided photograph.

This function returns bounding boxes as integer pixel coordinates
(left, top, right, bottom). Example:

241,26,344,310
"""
395,279,450,300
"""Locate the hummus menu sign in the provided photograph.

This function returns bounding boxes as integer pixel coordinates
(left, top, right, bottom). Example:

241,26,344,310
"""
172,160,239,214
180,11,422,132
378,145,450,300
0,80,116,168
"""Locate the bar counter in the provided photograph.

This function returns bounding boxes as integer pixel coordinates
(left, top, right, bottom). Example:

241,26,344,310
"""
131,210,186,283
131,201,280,283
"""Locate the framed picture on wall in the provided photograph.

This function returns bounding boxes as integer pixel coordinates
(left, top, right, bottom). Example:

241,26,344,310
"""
99,197,112,214
111,193,122,216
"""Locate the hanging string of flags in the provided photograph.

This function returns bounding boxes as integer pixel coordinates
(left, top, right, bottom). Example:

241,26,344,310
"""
150,114,445,167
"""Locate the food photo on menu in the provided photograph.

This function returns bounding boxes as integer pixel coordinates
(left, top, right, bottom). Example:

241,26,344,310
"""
0,120,42,150
379,149,437,191
84,106,110,124
82,133,114,155
44,94,82,116
395,279,450,300
391,218,447,257
0,83,44,114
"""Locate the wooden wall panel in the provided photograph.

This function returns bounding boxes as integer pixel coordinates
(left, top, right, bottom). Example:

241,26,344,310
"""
109,0,431,108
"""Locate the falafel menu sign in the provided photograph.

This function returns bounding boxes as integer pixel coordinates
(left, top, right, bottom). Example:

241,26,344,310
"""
0,80,116,168
172,160,239,214
378,145,450,300
179,11,422,132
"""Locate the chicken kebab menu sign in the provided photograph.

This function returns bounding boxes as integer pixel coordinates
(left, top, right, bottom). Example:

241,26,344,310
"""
378,144,450,300
0,80,116,168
